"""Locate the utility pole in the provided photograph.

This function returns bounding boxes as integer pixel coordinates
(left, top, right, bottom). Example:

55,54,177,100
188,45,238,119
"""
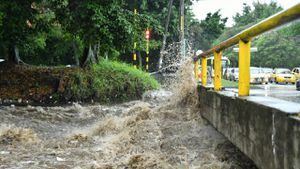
179,0,185,58
133,1,137,69
145,29,150,71
158,0,174,69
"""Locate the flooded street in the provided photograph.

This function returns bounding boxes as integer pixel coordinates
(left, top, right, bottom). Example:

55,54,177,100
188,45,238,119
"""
0,92,256,169
0,61,257,169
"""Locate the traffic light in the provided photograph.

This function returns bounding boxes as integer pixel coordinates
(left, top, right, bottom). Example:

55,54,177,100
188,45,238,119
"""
145,30,150,40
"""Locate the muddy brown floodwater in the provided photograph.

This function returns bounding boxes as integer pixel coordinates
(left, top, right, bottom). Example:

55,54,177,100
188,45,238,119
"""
0,60,257,169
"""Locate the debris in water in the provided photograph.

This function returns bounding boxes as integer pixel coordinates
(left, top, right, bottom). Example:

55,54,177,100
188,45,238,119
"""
68,133,89,144
0,127,39,145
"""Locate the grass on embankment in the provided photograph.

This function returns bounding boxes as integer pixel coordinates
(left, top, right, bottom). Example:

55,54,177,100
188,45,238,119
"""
222,79,239,88
221,79,261,89
67,60,159,103
0,60,159,104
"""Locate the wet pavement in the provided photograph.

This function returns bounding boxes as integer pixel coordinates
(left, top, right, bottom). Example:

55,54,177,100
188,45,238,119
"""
226,83,300,104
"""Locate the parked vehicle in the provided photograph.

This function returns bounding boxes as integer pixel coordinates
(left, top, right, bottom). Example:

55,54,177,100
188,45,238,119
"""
207,56,231,78
229,68,239,81
297,79,300,91
223,67,233,80
250,67,268,84
270,68,296,84
198,66,202,80
261,68,273,82
292,67,300,80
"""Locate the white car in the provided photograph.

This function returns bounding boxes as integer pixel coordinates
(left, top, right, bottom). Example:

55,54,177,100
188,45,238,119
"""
261,68,273,82
250,67,268,84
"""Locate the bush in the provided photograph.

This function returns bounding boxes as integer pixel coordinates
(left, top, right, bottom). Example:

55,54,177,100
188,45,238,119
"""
66,60,159,103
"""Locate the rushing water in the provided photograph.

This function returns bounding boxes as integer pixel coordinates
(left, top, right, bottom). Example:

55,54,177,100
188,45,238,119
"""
0,50,257,168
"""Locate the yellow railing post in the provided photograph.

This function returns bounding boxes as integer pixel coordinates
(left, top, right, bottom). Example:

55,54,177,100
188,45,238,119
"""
201,57,207,87
214,51,222,91
238,40,251,96
194,60,199,81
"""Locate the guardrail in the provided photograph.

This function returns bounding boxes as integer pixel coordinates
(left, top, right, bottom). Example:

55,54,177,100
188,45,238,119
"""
193,3,300,96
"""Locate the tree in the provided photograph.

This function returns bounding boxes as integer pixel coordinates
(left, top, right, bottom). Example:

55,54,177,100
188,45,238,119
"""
158,0,174,69
233,2,282,27
217,1,283,44
0,0,45,64
131,0,199,70
233,3,254,27
251,22,300,69
188,10,227,51
0,0,198,69
51,0,155,67
215,1,291,68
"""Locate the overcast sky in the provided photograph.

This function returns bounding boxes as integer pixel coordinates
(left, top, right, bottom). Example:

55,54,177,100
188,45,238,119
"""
192,0,299,26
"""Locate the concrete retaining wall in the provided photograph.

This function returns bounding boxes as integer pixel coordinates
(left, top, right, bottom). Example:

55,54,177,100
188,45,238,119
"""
198,86,300,169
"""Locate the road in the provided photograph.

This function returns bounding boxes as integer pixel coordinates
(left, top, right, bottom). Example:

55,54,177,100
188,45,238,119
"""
227,84,300,104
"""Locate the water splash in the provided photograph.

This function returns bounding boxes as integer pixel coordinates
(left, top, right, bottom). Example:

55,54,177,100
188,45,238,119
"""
0,125,39,145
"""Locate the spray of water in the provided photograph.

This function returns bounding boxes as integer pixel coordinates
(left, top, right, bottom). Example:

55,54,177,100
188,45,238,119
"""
0,125,39,145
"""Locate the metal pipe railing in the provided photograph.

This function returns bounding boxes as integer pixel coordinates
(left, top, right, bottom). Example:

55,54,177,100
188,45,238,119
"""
194,3,300,96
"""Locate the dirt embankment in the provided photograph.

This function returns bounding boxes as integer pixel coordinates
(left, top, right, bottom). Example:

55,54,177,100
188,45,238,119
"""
0,61,159,105
0,62,80,105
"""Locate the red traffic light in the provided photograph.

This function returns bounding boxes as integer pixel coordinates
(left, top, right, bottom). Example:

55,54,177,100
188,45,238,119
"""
145,30,150,39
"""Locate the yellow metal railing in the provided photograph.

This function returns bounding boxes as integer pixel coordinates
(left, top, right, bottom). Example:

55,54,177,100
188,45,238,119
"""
194,3,300,96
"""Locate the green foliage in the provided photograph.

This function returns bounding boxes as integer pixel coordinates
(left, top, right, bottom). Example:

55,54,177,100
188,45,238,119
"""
0,0,53,48
67,60,159,102
216,1,282,43
69,71,93,100
21,26,80,65
222,79,238,88
222,79,260,88
252,23,300,69
0,0,197,68
200,11,227,42
133,0,197,49
189,10,227,51
0,11,3,27
233,2,282,27
214,1,299,69
0,0,36,46
51,0,157,57
0,0,58,62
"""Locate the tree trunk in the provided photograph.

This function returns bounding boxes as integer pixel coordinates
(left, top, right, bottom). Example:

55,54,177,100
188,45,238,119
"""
7,45,23,64
105,51,108,60
137,51,142,69
3,46,9,61
158,0,173,70
93,42,100,62
80,44,96,68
